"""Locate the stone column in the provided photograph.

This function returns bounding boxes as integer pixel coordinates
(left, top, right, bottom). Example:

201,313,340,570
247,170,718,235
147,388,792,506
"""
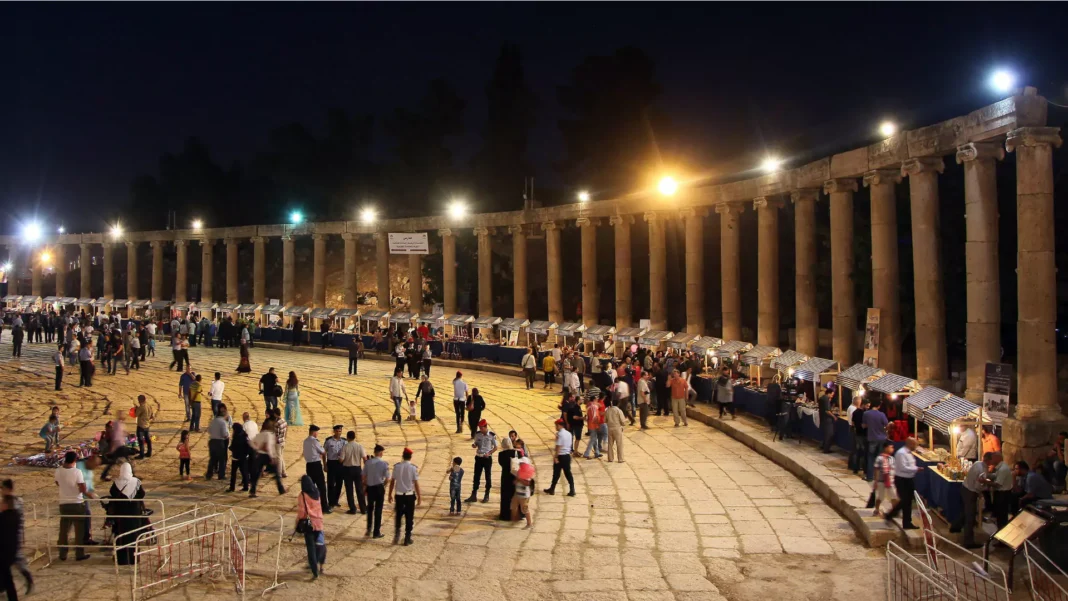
55,245,67,298
542,222,562,323
31,263,42,297
373,232,389,309
251,236,266,305
226,238,239,304
282,235,295,306
610,215,633,329
175,239,188,302
863,170,903,373
439,229,457,314
717,203,744,341
577,218,599,327
902,158,947,385
825,178,858,367
150,241,163,301
312,234,327,308
101,242,114,299
1003,126,1068,464
957,143,1004,400
342,234,358,307
791,189,819,356
4,245,16,295
509,225,528,319
79,243,92,298
645,212,667,330
125,241,138,300
408,253,423,311
474,227,493,317
681,209,706,335
200,239,214,303
755,198,781,346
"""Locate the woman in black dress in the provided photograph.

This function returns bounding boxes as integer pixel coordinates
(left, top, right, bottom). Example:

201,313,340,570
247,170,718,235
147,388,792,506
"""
466,389,485,439
497,438,520,520
107,462,148,566
416,375,436,421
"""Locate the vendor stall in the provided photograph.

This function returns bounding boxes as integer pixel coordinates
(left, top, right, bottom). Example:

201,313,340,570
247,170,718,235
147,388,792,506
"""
58,297,78,312
76,297,95,314
446,314,474,339
360,309,389,334
526,320,556,348
2,295,21,311
638,330,674,352
665,332,698,353
128,299,151,320
913,395,991,524
390,311,418,336
18,296,41,314
690,337,724,373
582,324,616,354
90,297,112,315
715,340,753,361
333,308,360,333
771,350,808,378
612,326,647,356
235,303,261,321
259,303,284,328
42,296,60,312
740,345,781,384
309,307,336,333
904,385,952,447
416,312,445,337
283,305,309,328
497,318,530,346
471,316,502,342
213,303,239,320
867,372,921,425
554,321,586,347
836,363,886,404
110,298,131,318
171,301,198,321
147,300,171,322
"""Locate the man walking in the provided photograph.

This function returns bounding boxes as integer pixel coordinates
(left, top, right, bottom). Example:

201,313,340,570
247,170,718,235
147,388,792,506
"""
521,348,537,389
302,425,330,513
637,371,652,429
863,400,889,481
78,342,93,387
884,437,922,530
388,447,421,546
177,365,195,422
324,425,347,510
54,451,90,561
604,398,627,463
135,395,154,459
668,370,689,427
209,372,225,419
466,420,497,504
347,337,359,375
53,343,65,391
259,368,280,413
363,444,389,538
389,369,408,423
206,405,231,480
341,431,366,514
544,419,576,496
818,387,837,453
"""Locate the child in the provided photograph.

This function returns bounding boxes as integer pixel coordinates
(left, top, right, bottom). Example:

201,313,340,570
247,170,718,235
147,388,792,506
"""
872,442,896,517
511,447,535,529
407,393,418,422
147,333,156,357
447,457,464,515
177,430,192,481
39,415,60,453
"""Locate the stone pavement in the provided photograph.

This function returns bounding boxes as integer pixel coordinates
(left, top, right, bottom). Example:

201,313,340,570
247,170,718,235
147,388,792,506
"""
0,337,883,601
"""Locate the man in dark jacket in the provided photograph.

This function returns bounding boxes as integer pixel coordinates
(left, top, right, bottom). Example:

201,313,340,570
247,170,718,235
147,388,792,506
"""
347,337,360,375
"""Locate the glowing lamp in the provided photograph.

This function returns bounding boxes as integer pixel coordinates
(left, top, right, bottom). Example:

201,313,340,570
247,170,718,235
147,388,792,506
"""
110,224,123,239
990,69,1016,94
192,219,203,231
448,201,467,220
657,177,678,196
879,121,897,137
577,190,591,202
290,211,304,225
761,158,782,173
360,208,376,224
23,222,42,243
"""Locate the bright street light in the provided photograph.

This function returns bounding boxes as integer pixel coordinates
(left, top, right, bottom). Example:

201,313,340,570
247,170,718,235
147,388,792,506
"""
360,207,376,224
657,177,679,196
1,263,11,272
879,121,897,137
760,157,782,173
40,251,52,265
111,224,123,239
990,69,1016,94
448,200,468,220
577,190,591,202
290,211,303,225
192,219,203,231
23,222,42,243
57,226,65,234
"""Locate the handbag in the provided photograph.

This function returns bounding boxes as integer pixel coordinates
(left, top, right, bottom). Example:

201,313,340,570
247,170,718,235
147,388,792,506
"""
296,494,312,534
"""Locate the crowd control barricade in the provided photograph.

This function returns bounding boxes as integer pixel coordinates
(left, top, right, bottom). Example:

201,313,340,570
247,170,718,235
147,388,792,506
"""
1024,542,1068,601
131,510,231,601
42,498,167,570
923,532,1010,601
886,540,959,601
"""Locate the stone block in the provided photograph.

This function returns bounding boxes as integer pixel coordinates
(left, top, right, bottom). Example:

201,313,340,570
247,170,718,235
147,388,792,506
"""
1002,414,1068,465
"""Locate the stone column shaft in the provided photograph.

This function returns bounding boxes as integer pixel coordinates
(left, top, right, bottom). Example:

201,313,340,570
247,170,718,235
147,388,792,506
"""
102,243,114,299
150,241,163,301
251,237,266,305
342,234,358,306
200,239,214,303
682,209,705,335
792,190,819,356
864,171,903,373
902,158,947,384
578,218,599,327
645,212,667,330
374,233,389,308
439,230,457,314
226,239,239,304
4,246,17,296
718,204,743,340
409,253,423,311
175,240,188,302
957,143,1004,400
79,243,92,298
282,235,296,306
826,179,858,367
610,215,633,329
125,242,138,300
756,199,780,346
509,226,528,319
55,246,67,298
543,222,562,323
312,234,326,308
31,263,42,297
475,227,493,317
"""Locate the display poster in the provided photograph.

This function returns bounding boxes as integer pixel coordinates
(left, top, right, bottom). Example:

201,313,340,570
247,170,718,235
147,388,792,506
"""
983,362,1012,424
639,319,651,331
269,298,280,307
507,330,519,347
388,233,429,255
862,308,881,367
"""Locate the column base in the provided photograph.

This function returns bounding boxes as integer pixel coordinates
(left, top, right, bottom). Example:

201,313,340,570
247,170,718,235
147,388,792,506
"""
1002,410,1068,466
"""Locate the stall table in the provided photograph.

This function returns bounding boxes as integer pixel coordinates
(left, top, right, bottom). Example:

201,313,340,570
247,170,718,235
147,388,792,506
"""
913,457,964,524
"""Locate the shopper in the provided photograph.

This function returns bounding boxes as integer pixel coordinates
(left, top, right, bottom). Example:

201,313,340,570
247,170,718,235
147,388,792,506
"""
451,371,468,434
884,437,922,530
134,395,154,458
668,370,689,427
521,348,537,389
54,451,90,561
543,419,576,496
296,475,326,579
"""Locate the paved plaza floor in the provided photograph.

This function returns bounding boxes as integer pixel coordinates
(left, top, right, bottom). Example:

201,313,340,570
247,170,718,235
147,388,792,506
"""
0,337,883,601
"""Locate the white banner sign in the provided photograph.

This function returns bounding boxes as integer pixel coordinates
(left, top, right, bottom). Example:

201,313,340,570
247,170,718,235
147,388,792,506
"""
388,233,429,255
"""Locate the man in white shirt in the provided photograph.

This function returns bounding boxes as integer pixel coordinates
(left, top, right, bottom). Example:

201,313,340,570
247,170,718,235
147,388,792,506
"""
991,452,1013,529
341,431,367,515
242,412,259,440
521,349,537,390
637,372,652,429
209,372,226,418
451,372,469,434
551,344,561,365
390,369,408,424
543,419,576,496
884,438,922,529
956,427,978,461
388,447,421,546
956,452,994,548
54,451,90,561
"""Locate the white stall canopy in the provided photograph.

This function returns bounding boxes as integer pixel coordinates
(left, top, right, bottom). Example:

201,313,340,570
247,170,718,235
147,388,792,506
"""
665,332,698,350
498,318,530,332
582,324,616,342
309,307,336,320
527,320,556,335
260,304,285,316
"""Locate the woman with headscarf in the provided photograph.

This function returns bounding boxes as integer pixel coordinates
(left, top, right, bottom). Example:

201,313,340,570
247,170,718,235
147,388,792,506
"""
107,461,147,566
416,375,436,421
497,437,520,521
296,475,326,579
236,340,251,373
228,423,251,492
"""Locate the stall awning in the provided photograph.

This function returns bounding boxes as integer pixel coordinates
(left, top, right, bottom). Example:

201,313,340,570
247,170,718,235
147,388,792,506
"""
216,303,239,312
923,396,986,435
582,324,616,341
76,297,95,306
148,300,171,310
447,314,474,326
691,337,725,354
260,304,285,315
236,303,261,314
665,332,698,349
390,311,417,323
904,386,951,420
613,326,646,342
17,300,36,310
129,299,151,308
837,364,885,391
772,350,809,373
200,303,219,310
868,373,921,395
172,302,195,311
527,320,556,335
59,297,78,305
361,310,389,321
43,296,59,304
472,316,502,328
1,295,20,303
555,322,586,336
91,298,111,308
284,306,309,316
793,357,838,382
715,340,753,358
741,345,781,365
309,307,335,320
111,299,131,308
416,313,443,324
334,308,360,319
498,318,530,331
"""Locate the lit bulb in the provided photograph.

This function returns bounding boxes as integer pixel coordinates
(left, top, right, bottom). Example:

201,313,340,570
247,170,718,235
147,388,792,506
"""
657,177,678,196
577,191,591,202
448,201,467,220
761,158,782,173
879,121,897,137
23,222,42,243
360,208,376,224
990,69,1016,94
110,224,123,239
57,226,66,234
290,211,304,224
192,219,203,231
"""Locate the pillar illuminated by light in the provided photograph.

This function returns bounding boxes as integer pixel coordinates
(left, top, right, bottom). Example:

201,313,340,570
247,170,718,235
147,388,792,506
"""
360,207,377,224
879,121,897,137
990,69,1016,94
290,211,304,225
760,157,782,173
192,219,203,231
657,176,679,196
577,190,591,202
23,222,42,243
448,200,467,220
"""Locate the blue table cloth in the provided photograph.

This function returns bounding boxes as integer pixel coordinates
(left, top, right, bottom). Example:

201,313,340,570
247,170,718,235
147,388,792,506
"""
692,376,715,403
733,387,771,418
913,457,963,524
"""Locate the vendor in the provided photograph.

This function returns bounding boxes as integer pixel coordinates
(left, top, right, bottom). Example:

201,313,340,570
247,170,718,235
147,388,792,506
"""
955,426,978,461
981,427,1001,454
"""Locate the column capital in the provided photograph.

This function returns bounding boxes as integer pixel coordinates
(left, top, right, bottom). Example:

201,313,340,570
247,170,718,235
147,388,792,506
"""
437,228,454,238
609,214,635,226
174,239,187,248
901,157,944,177
100,241,113,249
201,238,215,247
507,224,525,235
790,188,821,203
678,208,708,220
540,221,559,232
225,237,239,246
281,234,295,242
823,178,858,194
642,211,663,223
371,231,385,241
311,233,326,242
149,240,163,249
862,169,902,187
1006,126,1062,152
752,197,784,211
575,217,600,228
956,142,1005,164
124,241,138,249
341,233,358,241
714,202,745,215
472,226,494,236
250,236,266,244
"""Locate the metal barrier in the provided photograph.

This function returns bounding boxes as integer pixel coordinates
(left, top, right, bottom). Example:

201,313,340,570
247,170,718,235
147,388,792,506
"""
886,541,959,601
131,511,229,601
227,512,247,599
923,532,1010,601
224,506,289,596
1024,542,1068,601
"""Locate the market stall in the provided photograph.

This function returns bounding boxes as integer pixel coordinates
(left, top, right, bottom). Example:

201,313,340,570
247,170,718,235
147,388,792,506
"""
526,320,557,349
497,317,530,347
581,324,616,354
911,395,991,524
443,314,471,340
360,309,389,335
904,385,952,447
2,295,21,311
58,297,78,313
235,303,261,323
332,308,360,333
836,363,886,404
740,345,781,385
213,303,239,320
259,303,284,329
389,311,418,337
146,300,171,323
771,350,808,378
110,299,131,318
690,337,724,373
665,332,698,354
714,340,753,364
866,372,921,428
309,307,336,343
416,312,445,338
90,297,112,316
42,296,60,312
283,305,309,329
128,300,151,320
638,330,674,352
554,321,586,347
17,296,41,315
472,316,502,342
612,326,647,356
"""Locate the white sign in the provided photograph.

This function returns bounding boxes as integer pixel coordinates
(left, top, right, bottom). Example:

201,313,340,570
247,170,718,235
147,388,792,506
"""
388,233,429,255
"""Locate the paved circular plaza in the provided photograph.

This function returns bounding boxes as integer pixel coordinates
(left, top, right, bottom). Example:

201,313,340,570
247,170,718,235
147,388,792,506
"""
0,338,882,601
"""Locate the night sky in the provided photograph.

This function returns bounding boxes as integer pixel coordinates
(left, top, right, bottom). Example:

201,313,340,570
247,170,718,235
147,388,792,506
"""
3,3,1068,234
